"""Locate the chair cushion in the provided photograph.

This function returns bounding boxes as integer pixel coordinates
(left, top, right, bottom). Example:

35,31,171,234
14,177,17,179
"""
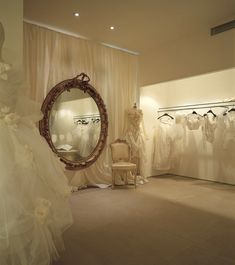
110,143,129,162
112,161,137,170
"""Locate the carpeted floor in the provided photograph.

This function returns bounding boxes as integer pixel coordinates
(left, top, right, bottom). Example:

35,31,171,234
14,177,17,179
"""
54,175,235,265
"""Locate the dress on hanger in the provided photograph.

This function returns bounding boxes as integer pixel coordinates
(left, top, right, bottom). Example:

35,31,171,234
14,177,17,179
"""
153,116,174,171
90,121,101,150
223,111,235,149
186,112,202,130
171,112,186,168
79,123,92,157
202,114,217,143
0,22,72,265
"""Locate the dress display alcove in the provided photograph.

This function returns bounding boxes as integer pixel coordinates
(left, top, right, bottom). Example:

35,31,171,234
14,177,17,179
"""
140,68,235,185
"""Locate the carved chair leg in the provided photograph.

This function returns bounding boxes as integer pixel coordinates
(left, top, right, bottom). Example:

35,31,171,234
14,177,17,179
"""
134,170,137,189
125,171,128,185
112,169,115,189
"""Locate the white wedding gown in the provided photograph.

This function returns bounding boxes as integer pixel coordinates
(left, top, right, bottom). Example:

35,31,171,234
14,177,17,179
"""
0,45,73,265
153,116,174,171
124,107,147,178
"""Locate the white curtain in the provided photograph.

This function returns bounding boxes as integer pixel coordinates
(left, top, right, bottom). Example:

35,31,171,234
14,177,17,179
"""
23,22,139,187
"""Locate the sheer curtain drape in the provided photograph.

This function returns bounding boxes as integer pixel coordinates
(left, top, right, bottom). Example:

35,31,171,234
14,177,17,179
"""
23,22,139,187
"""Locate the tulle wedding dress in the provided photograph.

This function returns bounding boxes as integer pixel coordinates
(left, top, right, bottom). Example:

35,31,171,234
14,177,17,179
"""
0,22,72,265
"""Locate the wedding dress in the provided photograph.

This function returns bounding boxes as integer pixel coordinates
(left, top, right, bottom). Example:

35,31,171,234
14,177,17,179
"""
223,111,235,149
0,22,72,265
202,114,217,143
171,112,186,168
186,112,202,130
153,116,174,171
124,106,147,182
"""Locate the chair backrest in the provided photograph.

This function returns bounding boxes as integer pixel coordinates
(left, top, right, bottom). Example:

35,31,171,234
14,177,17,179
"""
110,139,130,162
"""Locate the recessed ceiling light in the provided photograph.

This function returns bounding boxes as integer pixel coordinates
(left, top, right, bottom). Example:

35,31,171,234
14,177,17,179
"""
110,26,115,30
74,12,80,17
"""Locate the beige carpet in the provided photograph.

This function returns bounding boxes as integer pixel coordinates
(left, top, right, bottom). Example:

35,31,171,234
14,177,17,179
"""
54,175,235,265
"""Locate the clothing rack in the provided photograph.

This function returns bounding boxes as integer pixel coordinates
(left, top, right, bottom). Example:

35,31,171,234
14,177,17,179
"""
73,114,100,124
158,100,235,112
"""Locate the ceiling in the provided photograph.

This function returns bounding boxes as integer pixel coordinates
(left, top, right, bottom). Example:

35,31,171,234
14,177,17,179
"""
24,0,235,55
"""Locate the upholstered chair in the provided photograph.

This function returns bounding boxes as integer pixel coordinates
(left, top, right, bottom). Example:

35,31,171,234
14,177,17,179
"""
110,139,137,188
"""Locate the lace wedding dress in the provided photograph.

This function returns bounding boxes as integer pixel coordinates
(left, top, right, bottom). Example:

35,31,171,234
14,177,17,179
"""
0,22,72,265
124,106,147,183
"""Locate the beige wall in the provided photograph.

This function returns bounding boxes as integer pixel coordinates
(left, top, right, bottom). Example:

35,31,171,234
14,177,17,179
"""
140,68,235,184
140,28,235,86
52,97,99,137
0,0,23,68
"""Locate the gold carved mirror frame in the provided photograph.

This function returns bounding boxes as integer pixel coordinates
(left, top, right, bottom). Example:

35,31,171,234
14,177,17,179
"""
39,73,108,170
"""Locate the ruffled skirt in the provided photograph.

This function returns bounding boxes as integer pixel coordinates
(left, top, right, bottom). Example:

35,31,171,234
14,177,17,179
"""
0,119,73,265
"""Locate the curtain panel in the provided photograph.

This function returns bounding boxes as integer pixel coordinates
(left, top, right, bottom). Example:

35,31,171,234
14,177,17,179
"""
23,22,139,186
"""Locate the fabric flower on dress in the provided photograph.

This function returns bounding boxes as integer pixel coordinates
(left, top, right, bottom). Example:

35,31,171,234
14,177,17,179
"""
1,105,10,114
0,61,11,80
34,198,52,225
0,105,10,118
15,144,34,168
63,186,72,197
36,198,52,208
4,113,20,127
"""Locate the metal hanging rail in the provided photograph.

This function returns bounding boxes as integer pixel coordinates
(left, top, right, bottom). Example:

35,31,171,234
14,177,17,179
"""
73,113,100,119
158,100,235,112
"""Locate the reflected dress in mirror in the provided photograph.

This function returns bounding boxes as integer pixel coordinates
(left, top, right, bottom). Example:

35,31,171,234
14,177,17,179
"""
49,88,101,162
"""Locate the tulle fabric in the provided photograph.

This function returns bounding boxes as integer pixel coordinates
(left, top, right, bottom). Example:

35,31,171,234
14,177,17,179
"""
0,63,73,265
0,119,72,265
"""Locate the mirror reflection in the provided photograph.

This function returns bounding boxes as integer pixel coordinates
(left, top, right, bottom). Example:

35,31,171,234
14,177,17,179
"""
49,88,101,162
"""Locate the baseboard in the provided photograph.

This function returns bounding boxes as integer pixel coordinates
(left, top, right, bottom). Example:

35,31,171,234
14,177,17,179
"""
150,173,235,187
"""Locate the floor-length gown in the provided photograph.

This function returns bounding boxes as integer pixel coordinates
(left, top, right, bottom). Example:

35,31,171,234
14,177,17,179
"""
0,22,72,265
124,106,148,183
153,116,174,171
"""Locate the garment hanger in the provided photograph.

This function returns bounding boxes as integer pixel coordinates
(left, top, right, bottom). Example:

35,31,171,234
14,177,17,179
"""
133,102,137,109
76,119,82,124
81,119,89,125
190,110,202,117
157,112,174,120
223,106,235,116
92,118,100,123
228,106,235,112
204,109,217,118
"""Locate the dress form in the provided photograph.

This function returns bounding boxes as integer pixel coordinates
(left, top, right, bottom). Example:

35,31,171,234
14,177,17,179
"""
124,103,148,183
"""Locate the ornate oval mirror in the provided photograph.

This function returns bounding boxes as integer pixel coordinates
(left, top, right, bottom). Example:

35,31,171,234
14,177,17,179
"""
39,73,108,170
